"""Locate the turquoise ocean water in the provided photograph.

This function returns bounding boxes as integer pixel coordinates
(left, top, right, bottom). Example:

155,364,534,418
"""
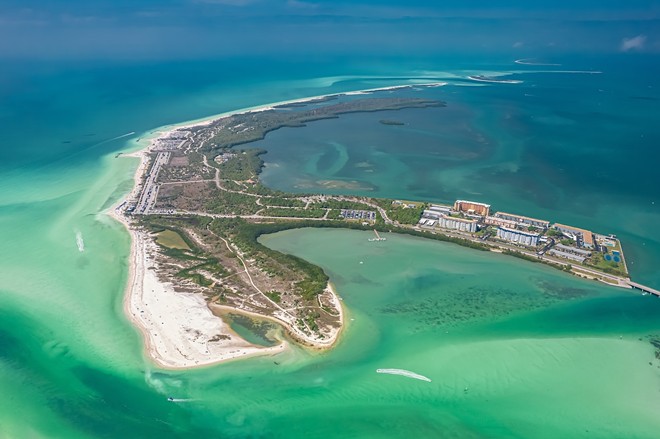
1,55,660,437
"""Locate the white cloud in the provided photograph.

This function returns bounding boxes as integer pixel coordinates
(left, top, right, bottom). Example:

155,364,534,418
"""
620,35,646,52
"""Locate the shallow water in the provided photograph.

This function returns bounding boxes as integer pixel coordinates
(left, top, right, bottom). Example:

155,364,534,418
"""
1,54,659,437
260,228,660,438
251,63,660,287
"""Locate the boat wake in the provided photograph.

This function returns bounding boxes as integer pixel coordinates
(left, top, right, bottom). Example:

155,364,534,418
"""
468,75,523,84
376,368,431,382
75,230,85,252
89,131,136,148
108,131,136,142
515,58,561,66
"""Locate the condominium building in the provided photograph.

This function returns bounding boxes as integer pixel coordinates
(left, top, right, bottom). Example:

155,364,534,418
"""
423,205,454,223
484,216,519,228
438,214,478,233
453,200,491,217
553,243,591,258
548,249,586,263
428,204,452,215
497,226,540,247
494,212,550,229
553,223,595,249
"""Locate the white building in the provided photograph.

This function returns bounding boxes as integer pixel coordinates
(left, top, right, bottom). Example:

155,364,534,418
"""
497,226,540,246
438,215,478,233
494,212,550,229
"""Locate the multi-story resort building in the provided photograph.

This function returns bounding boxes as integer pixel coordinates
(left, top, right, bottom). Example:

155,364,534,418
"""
420,205,453,227
484,216,519,228
453,200,491,217
427,204,452,216
553,244,592,258
438,214,478,233
553,223,595,249
494,212,550,229
496,226,541,247
411,198,629,278
547,248,588,263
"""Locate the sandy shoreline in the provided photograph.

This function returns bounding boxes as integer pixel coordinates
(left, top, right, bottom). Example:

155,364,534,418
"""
108,208,288,369
118,79,449,159
107,88,375,369
210,281,344,351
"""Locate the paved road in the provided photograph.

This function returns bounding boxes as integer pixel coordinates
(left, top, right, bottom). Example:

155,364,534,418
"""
134,151,170,214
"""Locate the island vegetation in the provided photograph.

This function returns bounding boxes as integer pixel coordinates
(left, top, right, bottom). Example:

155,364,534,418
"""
118,93,643,351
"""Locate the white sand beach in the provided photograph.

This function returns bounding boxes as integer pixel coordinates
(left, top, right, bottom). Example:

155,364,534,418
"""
128,223,285,368
108,92,357,368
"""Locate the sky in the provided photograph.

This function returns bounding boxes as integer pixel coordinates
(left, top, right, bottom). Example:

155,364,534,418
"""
1,0,659,59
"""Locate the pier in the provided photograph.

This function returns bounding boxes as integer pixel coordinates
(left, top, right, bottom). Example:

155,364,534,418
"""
368,229,386,242
626,281,660,297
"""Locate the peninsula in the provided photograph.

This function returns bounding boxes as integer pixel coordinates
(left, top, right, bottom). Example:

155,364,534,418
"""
112,88,653,369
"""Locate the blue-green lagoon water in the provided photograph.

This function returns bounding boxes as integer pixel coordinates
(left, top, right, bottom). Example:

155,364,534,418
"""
252,62,660,287
1,56,660,437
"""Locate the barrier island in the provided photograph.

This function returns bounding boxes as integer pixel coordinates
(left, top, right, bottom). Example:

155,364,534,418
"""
111,88,651,369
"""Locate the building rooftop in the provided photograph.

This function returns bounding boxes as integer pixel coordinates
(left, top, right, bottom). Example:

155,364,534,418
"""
443,214,477,223
548,249,586,263
455,200,491,208
554,243,592,256
495,212,550,225
498,226,540,237
553,223,594,246
485,216,518,225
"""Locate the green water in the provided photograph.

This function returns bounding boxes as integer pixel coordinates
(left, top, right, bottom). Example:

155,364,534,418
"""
2,56,660,437
250,72,660,288
5,209,660,437
226,314,279,347
259,228,660,438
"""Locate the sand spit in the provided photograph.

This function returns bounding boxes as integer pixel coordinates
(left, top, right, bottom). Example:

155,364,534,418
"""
108,89,372,368
110,208,286,369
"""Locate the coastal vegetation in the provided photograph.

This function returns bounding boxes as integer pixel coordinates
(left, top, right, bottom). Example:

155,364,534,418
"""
215,149,265,181
200,97,445,152
314,199,373,211
209,218,330,300
262,197,306,208
386,202,427,225
262,207,327,218
587,252,627,277
155,229,191,250
501,249,572,272
205,189,262,215
123,93,637,351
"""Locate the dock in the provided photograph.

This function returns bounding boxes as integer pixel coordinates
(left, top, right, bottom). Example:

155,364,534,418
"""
368,229,386,242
